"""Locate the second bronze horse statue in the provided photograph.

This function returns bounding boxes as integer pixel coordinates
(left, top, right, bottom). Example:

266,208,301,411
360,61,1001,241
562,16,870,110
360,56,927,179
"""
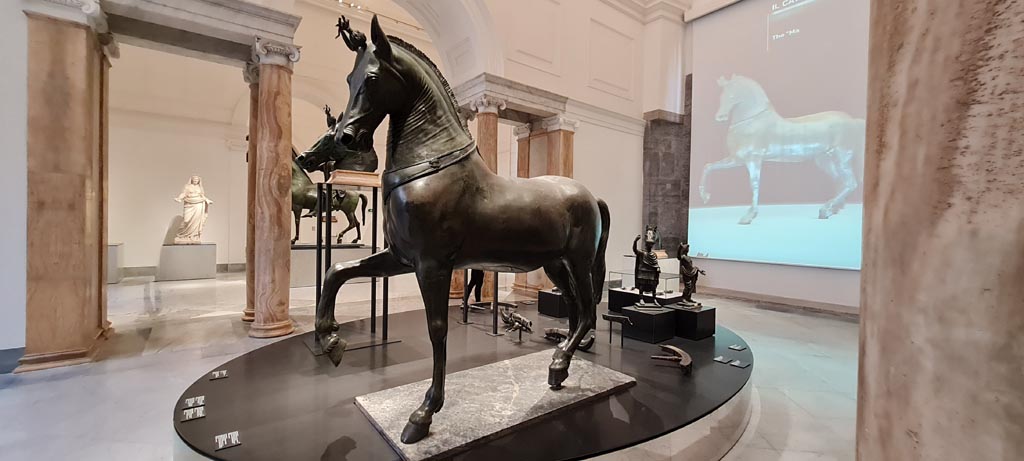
316,16,611,444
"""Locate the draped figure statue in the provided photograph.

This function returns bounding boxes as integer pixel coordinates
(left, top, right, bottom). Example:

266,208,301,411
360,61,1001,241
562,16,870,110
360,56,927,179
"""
173,175,213,244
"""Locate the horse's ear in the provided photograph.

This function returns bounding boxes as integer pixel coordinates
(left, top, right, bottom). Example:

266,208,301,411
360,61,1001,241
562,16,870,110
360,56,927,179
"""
370,15,392,63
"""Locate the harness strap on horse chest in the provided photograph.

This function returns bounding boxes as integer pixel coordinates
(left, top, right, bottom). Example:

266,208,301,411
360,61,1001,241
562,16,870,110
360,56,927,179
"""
381,141,478,203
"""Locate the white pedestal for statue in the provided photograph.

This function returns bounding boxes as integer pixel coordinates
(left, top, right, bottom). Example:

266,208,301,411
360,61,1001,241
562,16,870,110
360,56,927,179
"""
107,243,124,284
157,243,216,281
290,245,373,287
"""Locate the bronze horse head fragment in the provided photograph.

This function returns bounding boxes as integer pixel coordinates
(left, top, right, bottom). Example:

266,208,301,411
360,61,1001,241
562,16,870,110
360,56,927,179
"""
316,15,611,444
295,104,378,174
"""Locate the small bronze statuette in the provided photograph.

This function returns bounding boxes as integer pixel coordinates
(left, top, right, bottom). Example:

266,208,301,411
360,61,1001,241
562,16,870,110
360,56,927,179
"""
633,225,661,306
499,307,533,335
543,328,595,351
651,344,693,376
677,243,706,307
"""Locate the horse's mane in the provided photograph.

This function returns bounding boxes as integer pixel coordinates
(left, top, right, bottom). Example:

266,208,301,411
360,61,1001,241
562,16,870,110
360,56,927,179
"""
387,35,468,129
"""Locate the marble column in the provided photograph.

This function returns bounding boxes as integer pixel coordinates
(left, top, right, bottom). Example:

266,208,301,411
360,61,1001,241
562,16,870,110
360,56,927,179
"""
242,61,259,323
19,1,115,372
469,96,506,299
859,1,1024,459
512,117,577,294
541,116,577,178
513,124,533,293
249,37,299,338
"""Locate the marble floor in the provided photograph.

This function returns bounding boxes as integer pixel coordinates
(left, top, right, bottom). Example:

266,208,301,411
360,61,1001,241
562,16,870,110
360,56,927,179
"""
0,273,858,461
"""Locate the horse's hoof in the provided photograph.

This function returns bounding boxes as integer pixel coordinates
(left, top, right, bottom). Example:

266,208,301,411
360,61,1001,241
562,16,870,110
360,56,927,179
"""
400,421,430,444
322,334,347,367
548,366,569,389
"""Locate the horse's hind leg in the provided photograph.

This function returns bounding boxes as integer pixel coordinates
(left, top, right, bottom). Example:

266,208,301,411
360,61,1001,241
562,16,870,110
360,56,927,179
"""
543,258,595,389
336,212,357,244
291,209,301,244
401,262,453,444
820,156,858,219
316,249,413,364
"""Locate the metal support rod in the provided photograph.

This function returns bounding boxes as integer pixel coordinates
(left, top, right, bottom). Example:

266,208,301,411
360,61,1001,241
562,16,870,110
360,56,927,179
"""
462,269,469,324
491,271,499,336
325,183,333,271
315,183,323,305
382,238,389,342
371,187,379,334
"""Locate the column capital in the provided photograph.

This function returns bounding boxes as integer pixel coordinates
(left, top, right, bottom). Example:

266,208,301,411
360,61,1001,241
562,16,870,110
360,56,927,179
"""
243,60,260,85
253,36,300,69
26,0,119,59
468,95,507,115
513,124,532,140
541,115,579,133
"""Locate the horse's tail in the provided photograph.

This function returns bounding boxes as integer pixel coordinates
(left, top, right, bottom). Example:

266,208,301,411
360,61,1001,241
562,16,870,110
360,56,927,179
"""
592,199,611,308
359,193,368,223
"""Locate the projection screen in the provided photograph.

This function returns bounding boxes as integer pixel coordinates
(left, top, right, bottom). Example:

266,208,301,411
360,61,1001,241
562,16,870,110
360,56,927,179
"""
688,0,869,270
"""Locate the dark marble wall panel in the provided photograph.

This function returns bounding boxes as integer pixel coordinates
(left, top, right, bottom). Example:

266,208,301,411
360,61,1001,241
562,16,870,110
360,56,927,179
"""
641,75,692,252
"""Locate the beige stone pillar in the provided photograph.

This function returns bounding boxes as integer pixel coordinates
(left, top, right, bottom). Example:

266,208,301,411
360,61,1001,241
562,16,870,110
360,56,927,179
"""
19,6,114,372
249,37,299,338
512,116,577,294
859,2,1024,459
241,61,259,323
469,96,505,299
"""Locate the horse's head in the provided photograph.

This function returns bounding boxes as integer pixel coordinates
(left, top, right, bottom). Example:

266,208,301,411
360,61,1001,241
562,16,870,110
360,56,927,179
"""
297,104,379,173
715,74,768,123
334,15,408,151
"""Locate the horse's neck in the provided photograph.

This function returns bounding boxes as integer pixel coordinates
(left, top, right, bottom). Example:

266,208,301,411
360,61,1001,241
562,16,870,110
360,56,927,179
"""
385,65,472,171
292,161,313,186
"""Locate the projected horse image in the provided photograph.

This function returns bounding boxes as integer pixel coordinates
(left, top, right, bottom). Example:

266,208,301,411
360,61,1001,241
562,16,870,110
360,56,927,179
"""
699,75,865,224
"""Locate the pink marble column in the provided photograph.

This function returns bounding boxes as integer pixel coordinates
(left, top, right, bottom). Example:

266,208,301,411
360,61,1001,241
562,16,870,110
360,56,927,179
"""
859,1,1024,459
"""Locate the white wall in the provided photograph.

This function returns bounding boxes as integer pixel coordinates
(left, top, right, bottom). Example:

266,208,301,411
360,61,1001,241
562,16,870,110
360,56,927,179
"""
108,110,248,267
0,3,28,350
698,259,859,311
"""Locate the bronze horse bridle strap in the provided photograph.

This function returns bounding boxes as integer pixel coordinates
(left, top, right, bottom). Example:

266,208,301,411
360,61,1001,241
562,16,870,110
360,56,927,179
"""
382,141,478,203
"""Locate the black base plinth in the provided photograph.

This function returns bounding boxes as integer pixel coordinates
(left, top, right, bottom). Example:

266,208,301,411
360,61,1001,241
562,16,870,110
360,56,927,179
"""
608,288,685,313
621,306,676,344
537,289,569,318
667,304,716,340
174,305,753,461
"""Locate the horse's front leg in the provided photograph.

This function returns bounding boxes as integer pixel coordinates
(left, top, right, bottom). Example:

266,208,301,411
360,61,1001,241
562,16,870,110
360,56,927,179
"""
401,262,453,444
291,209,301,244
700,157,741,204
316,249,413,365
739,160,762,225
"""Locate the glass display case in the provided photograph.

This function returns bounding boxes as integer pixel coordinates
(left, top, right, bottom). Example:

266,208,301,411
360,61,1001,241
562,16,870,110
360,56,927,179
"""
608,270,681,293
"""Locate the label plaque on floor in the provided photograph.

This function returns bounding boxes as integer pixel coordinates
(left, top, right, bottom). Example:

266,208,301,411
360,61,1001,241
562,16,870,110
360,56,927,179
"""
355,350,636,461
181,396,205,409
181,406,206,422
210,370,229,380
728,344,747,351
729,360,751,369
713,355,731,364
214,431,241,450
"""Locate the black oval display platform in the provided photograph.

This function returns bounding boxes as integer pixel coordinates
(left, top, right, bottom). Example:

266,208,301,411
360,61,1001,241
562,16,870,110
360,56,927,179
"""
174,305,753,461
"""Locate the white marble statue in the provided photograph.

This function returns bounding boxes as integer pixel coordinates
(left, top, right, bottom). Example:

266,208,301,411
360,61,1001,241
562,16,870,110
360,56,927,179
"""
173,175,213,244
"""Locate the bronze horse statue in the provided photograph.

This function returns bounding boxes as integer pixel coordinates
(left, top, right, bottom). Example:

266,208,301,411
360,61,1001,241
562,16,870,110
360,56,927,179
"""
699,74,865,224
316,16,611,444
296,104,378,173
290,150,368,244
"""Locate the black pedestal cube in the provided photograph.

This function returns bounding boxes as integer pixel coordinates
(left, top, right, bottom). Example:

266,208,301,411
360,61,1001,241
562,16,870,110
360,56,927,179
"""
620,306,676,344
538,289,569,318
666,304,716,340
